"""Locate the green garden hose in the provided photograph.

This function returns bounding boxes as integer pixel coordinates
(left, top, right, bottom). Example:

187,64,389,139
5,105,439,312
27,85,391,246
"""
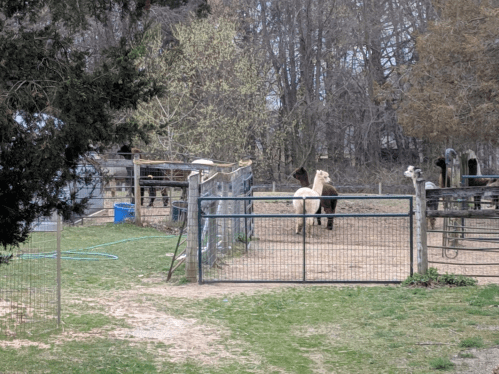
18,235,182,261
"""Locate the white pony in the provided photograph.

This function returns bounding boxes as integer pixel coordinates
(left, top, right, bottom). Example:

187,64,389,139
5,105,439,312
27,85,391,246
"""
293,170,330,236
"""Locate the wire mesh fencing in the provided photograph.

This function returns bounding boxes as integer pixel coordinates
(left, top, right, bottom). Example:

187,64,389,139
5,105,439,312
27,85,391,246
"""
198,195,413,283
0,213,60,336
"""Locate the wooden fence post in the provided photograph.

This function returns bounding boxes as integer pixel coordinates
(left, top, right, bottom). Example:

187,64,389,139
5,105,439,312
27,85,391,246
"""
415,178,428,274
222,178,229,250
133,154,142,226
56,214,62,327
186,173,199,282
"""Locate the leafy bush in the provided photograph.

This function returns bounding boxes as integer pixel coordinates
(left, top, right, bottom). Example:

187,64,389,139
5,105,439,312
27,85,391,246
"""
401,267,439,287
439,272,478,287
429,357,455,370
459,336,484,348
402,267,477,287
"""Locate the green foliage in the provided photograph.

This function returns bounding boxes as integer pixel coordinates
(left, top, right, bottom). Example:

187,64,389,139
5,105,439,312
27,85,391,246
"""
467,285,499,307
439,273,479,287
0,3,166,249
402,268,478,287
459,336,484,348
176,276,190,285
133,17,271,162
402,267,439,286
429,357,455,370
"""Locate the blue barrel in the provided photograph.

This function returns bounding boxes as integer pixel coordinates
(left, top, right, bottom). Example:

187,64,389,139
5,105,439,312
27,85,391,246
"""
114,203,135,223
172,201,188,221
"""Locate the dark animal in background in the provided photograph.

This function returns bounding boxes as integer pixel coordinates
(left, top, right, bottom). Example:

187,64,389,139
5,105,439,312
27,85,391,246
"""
487,178,499,209
468,157,499,210
117,145,169,207
292,167,338,230
467,158,490,210
435,157,451,188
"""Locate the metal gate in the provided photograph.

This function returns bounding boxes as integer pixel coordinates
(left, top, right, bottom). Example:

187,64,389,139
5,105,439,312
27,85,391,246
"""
198,195,413,283
425,185,499,281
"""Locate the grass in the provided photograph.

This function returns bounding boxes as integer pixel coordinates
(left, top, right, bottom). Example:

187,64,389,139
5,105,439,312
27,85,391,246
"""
429,357,455,370
458,352,476,358
59,223,181,292
459,336,484,348
2,224,499,373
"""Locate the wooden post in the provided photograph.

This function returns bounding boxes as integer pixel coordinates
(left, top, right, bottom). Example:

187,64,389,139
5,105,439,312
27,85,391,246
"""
378,182,382,195
451,157,461,188
186,173,199,282
133,154,142,226
272,181,276,192
56,214,62,327
222,179,229,251
449,155,462,245
169,168,174,221
415,179,428,274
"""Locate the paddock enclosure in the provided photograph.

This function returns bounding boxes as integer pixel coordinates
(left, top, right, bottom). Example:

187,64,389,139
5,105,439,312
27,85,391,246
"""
197,195,414,283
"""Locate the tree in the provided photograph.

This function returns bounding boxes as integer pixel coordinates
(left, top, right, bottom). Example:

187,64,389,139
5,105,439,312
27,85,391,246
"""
397,0,499,147
0,0,175,255
230,0,436,180
134,17,271,164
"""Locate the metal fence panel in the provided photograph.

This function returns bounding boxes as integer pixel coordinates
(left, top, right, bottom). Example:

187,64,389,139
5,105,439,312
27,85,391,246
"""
198,196,413,283
0,214,60,336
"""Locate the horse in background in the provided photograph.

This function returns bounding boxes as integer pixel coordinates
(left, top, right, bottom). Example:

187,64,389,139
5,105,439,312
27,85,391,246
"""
117,145,170,207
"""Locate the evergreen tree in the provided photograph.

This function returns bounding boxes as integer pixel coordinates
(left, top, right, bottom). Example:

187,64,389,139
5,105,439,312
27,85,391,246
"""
0,0,208,257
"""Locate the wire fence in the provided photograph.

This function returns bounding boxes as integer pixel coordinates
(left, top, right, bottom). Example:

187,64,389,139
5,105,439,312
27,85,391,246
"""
198,196,414,283
0,213,60,336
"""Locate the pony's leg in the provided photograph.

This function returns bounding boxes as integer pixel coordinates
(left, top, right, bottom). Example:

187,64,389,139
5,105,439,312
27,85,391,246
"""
141,187,145,206
324,207,334,230
161,188,169,207
109,179,116,198
326,199,338,230
474,196,481,210
148,187,156,207
306,217,314,236
296,218,303,234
